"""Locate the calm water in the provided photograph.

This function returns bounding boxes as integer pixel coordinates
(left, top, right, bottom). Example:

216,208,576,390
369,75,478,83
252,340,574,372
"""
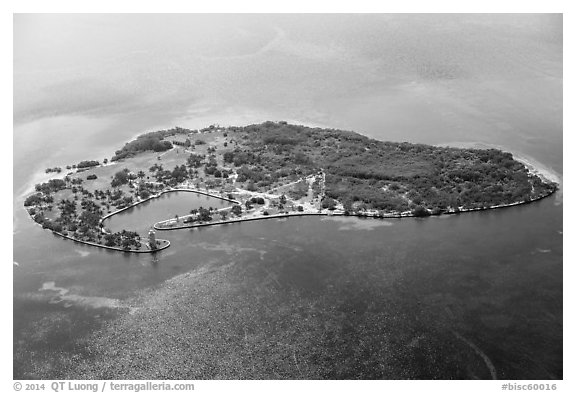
13,14,562,379
104,191,231,234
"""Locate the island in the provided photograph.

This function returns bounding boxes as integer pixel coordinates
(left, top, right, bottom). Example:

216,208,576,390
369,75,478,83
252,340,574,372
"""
23,121,558,252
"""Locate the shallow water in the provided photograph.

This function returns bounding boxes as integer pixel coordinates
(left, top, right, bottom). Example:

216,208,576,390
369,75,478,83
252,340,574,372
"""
13,14,562,379
13,191,563,378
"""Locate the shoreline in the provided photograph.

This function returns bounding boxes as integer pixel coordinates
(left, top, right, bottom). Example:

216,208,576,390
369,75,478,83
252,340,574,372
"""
436,141,562,187
24,132,560,253
51,231,171,254
99,187,240,224
26,178,557,253
152,186,557,232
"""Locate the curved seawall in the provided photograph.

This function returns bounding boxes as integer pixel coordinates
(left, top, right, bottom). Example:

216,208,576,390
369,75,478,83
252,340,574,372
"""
52,231,170,253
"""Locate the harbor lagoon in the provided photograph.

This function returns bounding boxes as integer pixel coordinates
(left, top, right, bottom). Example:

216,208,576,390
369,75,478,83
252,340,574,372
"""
104,191,232,234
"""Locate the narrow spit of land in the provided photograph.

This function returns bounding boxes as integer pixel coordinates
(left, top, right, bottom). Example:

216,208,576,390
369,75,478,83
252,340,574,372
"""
24,121,558,252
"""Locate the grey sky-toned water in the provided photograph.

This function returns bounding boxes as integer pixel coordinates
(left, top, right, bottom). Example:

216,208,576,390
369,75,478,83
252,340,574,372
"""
13,14,563,379
14,14,562,183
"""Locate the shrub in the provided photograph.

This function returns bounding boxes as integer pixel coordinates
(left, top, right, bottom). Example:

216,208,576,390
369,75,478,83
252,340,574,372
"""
250,197,265,205
431,207,443,215
24,194,43,206
321,197,337,210
231,205,242,216
77,160,100,169
412,206,431,217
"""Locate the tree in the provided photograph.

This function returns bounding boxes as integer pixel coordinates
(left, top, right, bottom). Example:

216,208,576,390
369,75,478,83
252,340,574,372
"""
197,207,212,222
77,160,100,169
171,165,188,183
187,153,204,168
342,198,353,213
139,189,150,199
412,205,431,217
59,199,77,216
321,197,337,210
111,169,130,187
223,151,234,163
231,205,242,216
250,197,265,205
78,211,101,227
121,238,132,250
246,181,257,192
104,234,116,247
24,194,43,207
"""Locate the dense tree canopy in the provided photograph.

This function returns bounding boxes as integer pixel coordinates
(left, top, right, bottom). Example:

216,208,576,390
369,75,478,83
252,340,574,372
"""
77,160,100,169
112,134,173,161
228,122,557,213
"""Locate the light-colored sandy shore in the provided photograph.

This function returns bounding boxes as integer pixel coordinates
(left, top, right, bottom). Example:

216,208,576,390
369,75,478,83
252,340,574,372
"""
436,141,562,187
510,153,561,186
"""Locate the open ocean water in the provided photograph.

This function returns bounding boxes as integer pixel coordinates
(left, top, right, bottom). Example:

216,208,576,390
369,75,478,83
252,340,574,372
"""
13,14,562,379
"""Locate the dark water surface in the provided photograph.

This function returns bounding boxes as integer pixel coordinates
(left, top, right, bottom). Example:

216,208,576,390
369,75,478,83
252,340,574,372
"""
14,14,562,379
13,195,563,379
104,191,231,234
